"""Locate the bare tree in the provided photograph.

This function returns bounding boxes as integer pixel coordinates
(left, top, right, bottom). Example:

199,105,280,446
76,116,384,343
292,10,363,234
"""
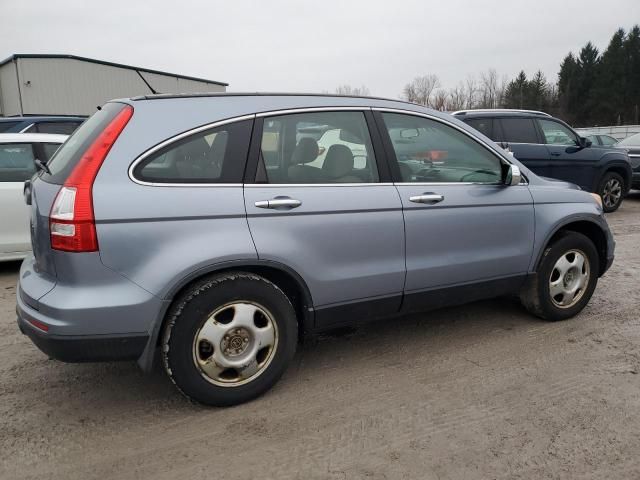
402,74,441,106
464,75,477,109
478,69,500,108
334,84,370,96
447,83,467,111
432,89,449,111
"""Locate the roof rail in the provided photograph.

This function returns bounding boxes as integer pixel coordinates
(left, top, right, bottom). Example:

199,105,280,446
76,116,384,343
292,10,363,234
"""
452,109,552,117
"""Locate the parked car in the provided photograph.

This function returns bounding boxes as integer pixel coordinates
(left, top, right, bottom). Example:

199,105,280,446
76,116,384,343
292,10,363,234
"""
17,95,614,406
453,109,632,212
586,134,618,147
615,132,640,190
0,116,85,135
0,133,67,261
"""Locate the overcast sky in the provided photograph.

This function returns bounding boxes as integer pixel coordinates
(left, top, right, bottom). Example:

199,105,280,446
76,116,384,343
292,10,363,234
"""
2,0,639,98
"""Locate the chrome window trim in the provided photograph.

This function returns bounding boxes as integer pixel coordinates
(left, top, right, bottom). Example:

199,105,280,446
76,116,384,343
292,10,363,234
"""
128,114,256,187
18,123,35,133
245,182,393,187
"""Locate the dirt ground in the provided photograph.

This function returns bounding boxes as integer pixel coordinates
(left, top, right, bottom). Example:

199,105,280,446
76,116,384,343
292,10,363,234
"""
2,193,640,480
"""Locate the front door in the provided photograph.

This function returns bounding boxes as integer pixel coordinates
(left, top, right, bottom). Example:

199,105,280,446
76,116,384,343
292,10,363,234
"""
244,110,405,327
375,111,535,313
536,118,599,190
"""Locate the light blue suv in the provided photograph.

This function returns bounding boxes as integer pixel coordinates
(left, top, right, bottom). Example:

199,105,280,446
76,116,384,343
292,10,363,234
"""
16,94,614,406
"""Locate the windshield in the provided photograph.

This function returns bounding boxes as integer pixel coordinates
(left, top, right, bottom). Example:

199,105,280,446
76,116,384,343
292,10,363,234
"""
618,132,640,146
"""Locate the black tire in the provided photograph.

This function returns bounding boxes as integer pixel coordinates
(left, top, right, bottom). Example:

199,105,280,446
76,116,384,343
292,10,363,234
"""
520,231,599,321
597,171,625,213
162,272,298,406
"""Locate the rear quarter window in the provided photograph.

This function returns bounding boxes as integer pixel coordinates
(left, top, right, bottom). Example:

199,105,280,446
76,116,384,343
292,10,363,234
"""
132,119,253,184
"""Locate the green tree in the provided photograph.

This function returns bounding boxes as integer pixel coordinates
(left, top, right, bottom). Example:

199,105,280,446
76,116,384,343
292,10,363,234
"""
595,29,626,124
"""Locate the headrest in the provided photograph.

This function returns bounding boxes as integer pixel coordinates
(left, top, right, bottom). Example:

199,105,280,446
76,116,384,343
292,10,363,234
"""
323,144,354,177
291,137,319,165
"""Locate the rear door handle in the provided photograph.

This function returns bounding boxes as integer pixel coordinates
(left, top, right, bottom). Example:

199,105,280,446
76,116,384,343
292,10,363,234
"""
255,198,302,209
409,193,444,204
550,152,561,156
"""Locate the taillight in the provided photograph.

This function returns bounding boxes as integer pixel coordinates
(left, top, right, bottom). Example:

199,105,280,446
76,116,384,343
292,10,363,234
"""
50,105,133,252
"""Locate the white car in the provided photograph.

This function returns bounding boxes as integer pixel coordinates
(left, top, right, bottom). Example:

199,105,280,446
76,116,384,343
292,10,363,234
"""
0,133,67,261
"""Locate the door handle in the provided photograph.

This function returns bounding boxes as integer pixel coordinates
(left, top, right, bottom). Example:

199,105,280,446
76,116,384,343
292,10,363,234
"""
255,198,302,209
550,152,561,156
409,193,444,204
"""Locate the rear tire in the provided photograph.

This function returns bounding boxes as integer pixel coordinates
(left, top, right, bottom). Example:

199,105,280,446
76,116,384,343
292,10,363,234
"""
597,171,624,213
520,232,599,321
162,272,298,406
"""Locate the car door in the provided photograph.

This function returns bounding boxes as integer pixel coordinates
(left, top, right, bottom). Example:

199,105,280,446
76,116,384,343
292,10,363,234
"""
243,109,405,328
0,142,37,256
536,118,600,190
374,110,535,314
496,117,551,178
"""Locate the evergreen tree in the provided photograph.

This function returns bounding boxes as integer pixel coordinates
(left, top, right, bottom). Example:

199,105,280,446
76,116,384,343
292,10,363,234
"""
625,26,640,124
595,29,626,124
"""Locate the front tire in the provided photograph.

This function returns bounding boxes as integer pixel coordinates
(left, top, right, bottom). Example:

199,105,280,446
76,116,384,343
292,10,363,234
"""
162,272,298,406
598,171,624,213
520,232,599,321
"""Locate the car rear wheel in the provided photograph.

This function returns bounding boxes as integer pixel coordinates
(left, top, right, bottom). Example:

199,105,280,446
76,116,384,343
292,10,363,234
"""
520,231,599,321
162,272,298,406
598,171,624,212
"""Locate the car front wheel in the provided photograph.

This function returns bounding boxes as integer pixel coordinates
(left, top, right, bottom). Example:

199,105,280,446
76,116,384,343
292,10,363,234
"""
162,272,298,406
520,231,599,321
598,171,624,212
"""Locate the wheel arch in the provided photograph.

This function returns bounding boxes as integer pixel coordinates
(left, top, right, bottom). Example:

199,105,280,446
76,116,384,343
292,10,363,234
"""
535,219,609,277
595,159,632,193
137,259,315,372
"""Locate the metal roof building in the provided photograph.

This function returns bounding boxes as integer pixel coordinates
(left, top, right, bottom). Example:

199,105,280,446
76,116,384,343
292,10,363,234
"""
0,54,227,117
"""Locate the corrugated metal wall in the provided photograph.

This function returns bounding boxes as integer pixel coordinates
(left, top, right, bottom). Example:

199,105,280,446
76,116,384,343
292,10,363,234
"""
0,57,226,116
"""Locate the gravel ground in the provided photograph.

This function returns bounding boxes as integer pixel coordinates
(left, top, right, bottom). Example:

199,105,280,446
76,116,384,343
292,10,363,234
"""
1,192,640,480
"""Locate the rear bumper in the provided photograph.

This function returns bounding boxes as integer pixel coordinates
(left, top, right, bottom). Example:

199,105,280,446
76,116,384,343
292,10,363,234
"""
16,254,165,363
17,311,148,362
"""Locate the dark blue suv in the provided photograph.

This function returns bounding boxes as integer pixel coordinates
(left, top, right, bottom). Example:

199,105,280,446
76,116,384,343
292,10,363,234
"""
453,110,632,212
0,116,85,135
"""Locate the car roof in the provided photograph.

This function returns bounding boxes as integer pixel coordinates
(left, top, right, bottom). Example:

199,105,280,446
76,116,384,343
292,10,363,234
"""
0,133,68,143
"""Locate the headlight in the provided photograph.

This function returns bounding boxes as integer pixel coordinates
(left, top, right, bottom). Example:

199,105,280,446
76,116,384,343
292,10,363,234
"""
590,192,603,208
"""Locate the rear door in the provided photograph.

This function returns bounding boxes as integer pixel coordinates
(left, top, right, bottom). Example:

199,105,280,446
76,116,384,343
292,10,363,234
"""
497,117,551,178
0,142,36,255
537,118,599,190
243,109,405,328
375,110,535,313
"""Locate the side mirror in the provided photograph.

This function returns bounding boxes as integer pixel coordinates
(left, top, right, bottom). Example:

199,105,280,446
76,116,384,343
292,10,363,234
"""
579,137,592,148
505,164,521,186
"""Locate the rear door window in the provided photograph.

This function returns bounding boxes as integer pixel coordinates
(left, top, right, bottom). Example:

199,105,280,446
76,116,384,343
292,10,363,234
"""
0,143,36,182
464,118,495,140
499,118,538,144
0,121,21,133
29,121,82,135
133,120,253,184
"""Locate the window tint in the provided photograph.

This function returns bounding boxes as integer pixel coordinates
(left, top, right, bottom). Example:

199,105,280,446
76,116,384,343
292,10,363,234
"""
0,143,36,182
537,119,577,146
134,120,252,183
31,121,82,135
0,121,21,133
381,113,504,183
41,143,62,162
499,118,538,144
464,118,495,140
258,111,379,184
